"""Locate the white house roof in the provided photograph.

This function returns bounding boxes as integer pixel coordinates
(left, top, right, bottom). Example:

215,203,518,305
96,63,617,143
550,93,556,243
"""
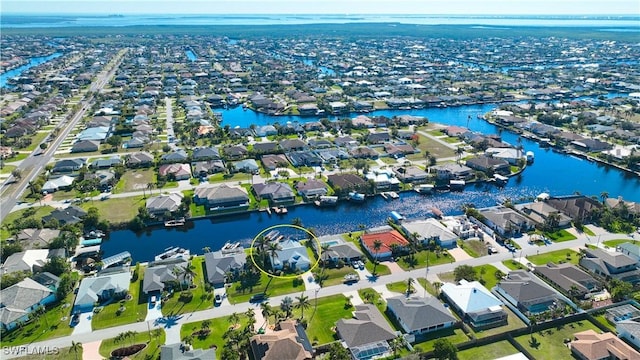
441,280,503,314
1,249,49,274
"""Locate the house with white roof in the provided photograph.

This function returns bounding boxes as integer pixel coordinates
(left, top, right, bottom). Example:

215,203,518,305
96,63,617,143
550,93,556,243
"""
485,147,524,165
1,249,52,275
440,280,507,329
271,239,311,271
401,218,458,249
364,168,401,191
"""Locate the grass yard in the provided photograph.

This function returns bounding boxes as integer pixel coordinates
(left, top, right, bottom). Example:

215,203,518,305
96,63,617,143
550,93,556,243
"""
386,281,413,295
593,313,617,332
1,206,55,240
460,239,487,258
92,267,148,330
99,329,165,359
502,259,527,271
0,164,16,174
417,278,439,296
544,229,577,242
226,271,305,304
396,249,452,271
24,132,50,151
1,291,76,346
474,264,503,290
293,294,353,345
209,172,251,183
414,134,456,159
317,266,359,287
603,239,636,248
161,257,213,316
79,196,146,224
471,307,527,338
364,259,391,276
114,168,155,193
14,346,82,360
526,249,580,266
515,320,601,360
412,327,470,353
457,340,519,360
180,313,250,351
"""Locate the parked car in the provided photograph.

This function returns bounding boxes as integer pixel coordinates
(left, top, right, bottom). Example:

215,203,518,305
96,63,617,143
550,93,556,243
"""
249,293,267,303
214,294,222,305
488,246,498,254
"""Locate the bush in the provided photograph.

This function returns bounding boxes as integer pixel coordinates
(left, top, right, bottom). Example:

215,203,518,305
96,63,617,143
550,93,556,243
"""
111,344,146,357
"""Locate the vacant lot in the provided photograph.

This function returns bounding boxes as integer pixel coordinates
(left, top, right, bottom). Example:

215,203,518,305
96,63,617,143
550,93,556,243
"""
79,196,145,224
526,249,580,266
515,320,601,360
115,168,155,193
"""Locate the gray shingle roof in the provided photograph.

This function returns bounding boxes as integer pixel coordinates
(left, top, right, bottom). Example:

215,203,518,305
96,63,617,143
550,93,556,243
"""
204,249,246,285
143,258,188,294
336,304,396,347
0,278,54,325
387,295,456,332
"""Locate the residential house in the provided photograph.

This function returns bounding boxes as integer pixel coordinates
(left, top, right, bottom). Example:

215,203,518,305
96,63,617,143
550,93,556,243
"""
159,163,192,180
534,263,600,299
279,139,306,152
314,236,363,265
366,132,390,145
249,319,313,360
384,143,416,158
478,206,535,236
618,243,640,262
71,140,100,153
252,182,295,204
571,139,613,152
287,151,323,167
204,246,247,287
233,159,260,174
441,280,507,329
516,201,572,228
89,156,122,170
307,139,332,149
42,205,87,225
51,158,85,175
430,163,473,180
123,137,147,149
261,154,289,170
42,175,74,193
351,115,375,128
494,270,561,315
570,330,640,360
254,125,278,137
580,248,640,284
360,226,410,260
364,168,401,191
194,184,249,211
160,344,217,360
125,151,154,168
349,146,378,159
253,142,280,154
146,193,184,217
335,304,397,360
160,149,189,164
606,197,640,219
465,156,511,175
192,160,225,177
77,126,110,142
316,149,351,164
271,239,311,271
191,147,220,161
73,269,131,313
1,249,57,274
0,277,58,331
14,228,60,249
387,295,457,336
294,179,328,200
334,136,358,148
485,148,524,165
392,166,428,183
142,258,189,294
545,196,603,223
401,218,458,249
617,318,640,350
327,174,367,194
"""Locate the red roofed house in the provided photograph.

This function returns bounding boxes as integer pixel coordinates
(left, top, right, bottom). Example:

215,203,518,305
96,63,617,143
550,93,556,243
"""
570,329,640,360
360,226,410,260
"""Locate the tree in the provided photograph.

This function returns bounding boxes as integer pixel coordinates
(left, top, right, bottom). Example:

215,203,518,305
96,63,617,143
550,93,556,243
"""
42,256,70,276
433,338,458,360
610,279,633,302
455,147,464,164
295,293,311,320
390,336,405,358
201,319,211,330
10,168,22,180
406,277,415,295
327,342,351,360
453,265,477,283
183,262,197,287
228,312,241,328
372,239,383,275
600,191,609,204
280,296,294,319
260,301,273,326
267,242,282,272
106,135,122,149
69,341,82,360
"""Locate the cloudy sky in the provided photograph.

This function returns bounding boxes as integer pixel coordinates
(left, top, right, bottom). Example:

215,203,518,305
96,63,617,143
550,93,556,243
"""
2,0,639,15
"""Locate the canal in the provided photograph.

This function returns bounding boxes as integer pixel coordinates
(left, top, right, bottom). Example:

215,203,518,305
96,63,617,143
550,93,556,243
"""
102,95,640,262
0,53,62,88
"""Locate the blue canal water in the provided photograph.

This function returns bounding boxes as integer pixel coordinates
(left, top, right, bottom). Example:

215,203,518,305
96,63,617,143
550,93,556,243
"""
185,50,197,61
103,95,640,262
0,53,62,88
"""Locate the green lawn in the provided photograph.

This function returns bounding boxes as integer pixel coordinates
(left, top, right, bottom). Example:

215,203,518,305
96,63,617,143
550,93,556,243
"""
458,340,519,360
396,249,452,271
526,249,580,266
460,240,487,258
99,329,165,359
14,346,82,360
474,264,503,290
593,313,617,332
317,266,359,287
502,259,527,271
471,307,526,338
181,313,250,351
515,320,601,360
364,260,391,276
1,206,55,240
412,327,470,353
79,196,146,224
293,294,354,345
226,271,305,304
92,267,148,330
544,229,577,242
0,164,17,174
603,239,636,248
1,291,75,346
417,278,439,296
161,257,213,316
413,134,456,159
386,281,413,295
114,168,155,193
209,172,251,183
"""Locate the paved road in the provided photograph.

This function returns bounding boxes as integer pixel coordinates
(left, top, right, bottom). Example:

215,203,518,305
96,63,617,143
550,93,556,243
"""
0,50,127,223
3,229,633,359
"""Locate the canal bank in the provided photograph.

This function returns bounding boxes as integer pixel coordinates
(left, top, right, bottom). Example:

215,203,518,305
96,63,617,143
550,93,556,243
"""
0,53,62,88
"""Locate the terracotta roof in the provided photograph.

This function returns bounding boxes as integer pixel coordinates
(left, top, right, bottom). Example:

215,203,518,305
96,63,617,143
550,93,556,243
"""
361,229,409,253
571,330,640,360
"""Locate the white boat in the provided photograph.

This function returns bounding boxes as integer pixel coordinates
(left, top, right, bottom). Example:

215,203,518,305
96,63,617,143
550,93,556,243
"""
449,180,466,191
415,184,435,194
155,247,190,261
348,192,366,202
315,195,338,207
493,174,509,184
164,218,186,227
526,151,535,163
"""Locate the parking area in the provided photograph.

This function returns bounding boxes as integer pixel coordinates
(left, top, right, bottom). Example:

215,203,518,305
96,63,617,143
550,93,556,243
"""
71,311,93,335
145,296,163,322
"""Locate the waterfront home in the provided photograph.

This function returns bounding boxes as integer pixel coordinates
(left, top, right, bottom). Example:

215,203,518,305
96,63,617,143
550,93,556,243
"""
42,175,74,193
618,243,640,262
158,163,192,180
617,318,640,350
430,163,473,180
294,179,328,200
253,142,280,154
160,343,217,360
314,236,364,265
440,280,507,329
146,193,184,218
605,197,640,219
579,248,640,284
401,218,458,249
270,239,311,271
14,228,60,250
364,168,401,191
73,269,131,313
191,160,225,176
0,277,58,331
327,174,367,195
360,226,410,260
287,151,323,167
494,270,561,315
204,246,246,287
485,147,524,165
254,125,278,137
335,304,397,360
351,115,375,128
386,295,457,336
194,184,249,211
233,159,260,174
249,319,313,360
1,249,61,275
42,205,87,225
329,101,347,114
392,166,428,183
544,195,602,223
142,258,189,295
569,330,640,360
465,156,511,175
534,263,600,299
51,158,85,175
89,156,122,169
515,201,572,228
191,146,221,161
261,154,290,170
160,149,189,164
252,182,295,205
478,206,535,236
71,140,100,153
571,138,612,152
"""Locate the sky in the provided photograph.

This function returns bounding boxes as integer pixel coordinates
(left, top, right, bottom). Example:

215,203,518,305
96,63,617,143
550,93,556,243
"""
2,0,639,15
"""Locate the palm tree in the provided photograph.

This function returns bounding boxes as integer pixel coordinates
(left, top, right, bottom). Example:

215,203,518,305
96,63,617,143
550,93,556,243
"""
433,281,443,295
147,182,154,196
255,235,270,267
372,239,382,275
172,266,186,290
600,191,609,204
259,302,273,324
390,336,404,358
267,242,282,272
202,246,211,253
201,319,211,330
183,262,198,287
455,147,464,164
229,312,241,328
406,277,415,295
295,293,311,320
182,335,193,348
69,341,82,360
280,296,294,319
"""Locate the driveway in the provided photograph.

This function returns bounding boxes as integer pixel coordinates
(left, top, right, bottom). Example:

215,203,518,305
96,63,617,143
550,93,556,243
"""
302,272,321,291
82,340,103,360
145,297,163,322
72,311,93,335
448,247,473,262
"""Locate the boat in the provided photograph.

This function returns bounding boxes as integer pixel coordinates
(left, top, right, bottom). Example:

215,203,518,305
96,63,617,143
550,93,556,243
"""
493,174,509,185
155,247,190,261
431,207,444,219
273,206,288,215
348,192,366,202
81,238,102,246
526,151,535,163
388,191,399,199
164,218,186,227
380,192,389,200
221,242,242,254
264,230,280,241
449,180,466,191
415,184,435,194
390,211,404,223
84,230,105,239
314,195,338,207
